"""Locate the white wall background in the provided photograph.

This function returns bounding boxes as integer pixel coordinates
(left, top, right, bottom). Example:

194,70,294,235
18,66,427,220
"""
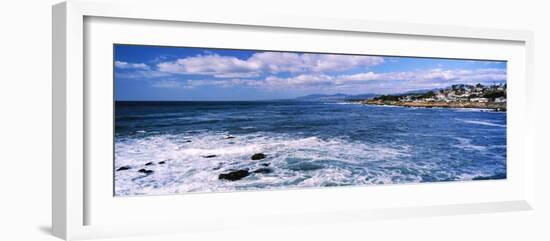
0,0,548,240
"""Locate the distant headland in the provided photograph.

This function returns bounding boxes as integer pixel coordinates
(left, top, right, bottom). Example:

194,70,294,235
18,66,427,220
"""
350,84,507,111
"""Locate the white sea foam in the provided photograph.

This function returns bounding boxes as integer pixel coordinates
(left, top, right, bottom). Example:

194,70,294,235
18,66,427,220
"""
456,118,506,128
239,126,256,129
368,104,400,108
452,137,487,152
114,132,412,196
451,108,494,113
324,102,355,105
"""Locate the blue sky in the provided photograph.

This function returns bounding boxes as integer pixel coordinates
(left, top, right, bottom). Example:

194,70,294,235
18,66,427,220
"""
114,44,506,101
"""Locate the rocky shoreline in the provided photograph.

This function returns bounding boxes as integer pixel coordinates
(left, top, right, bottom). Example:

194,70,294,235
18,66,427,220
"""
351,83,507,112
360,99,507,111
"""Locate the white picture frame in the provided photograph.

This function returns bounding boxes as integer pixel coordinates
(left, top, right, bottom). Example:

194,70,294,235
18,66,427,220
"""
52,0,536,240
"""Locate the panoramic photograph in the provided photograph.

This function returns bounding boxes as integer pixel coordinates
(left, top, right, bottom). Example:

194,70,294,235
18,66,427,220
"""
114,44,507,196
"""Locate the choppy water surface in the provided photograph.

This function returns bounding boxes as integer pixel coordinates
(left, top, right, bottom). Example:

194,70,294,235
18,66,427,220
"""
114,101,506,196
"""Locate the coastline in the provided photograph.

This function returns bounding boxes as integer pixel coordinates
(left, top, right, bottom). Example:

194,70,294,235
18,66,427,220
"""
358,100,506,111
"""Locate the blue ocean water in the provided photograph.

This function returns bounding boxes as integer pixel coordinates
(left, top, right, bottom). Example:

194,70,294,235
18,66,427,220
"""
114,101,506,196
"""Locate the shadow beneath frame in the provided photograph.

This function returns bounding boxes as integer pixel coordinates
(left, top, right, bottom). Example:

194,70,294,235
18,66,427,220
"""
38,225,52,235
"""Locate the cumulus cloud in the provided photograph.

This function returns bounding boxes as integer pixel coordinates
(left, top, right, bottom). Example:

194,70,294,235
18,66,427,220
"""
116,50,504,95
115,61,150,70
301,54,385,73
264,74,334,87
174,68,506,93
115,70,171,79
157,54,263,78
417,68,506,83
333,68,506,85
151,80,185,89
185,78,262,88
156,52,384,78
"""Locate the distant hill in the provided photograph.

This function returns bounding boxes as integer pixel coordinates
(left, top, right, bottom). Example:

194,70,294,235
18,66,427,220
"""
294,93,378,102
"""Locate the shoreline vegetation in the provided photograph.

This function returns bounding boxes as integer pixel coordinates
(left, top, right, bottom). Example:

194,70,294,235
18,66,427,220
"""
349,83,507,111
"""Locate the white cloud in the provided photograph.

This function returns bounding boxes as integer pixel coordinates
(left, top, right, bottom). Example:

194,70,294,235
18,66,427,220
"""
333,68,506,85
156,52,384,77
115,70,171,79
157,54,263,78
264,74,334,87
415,68,506,83
151,80,185,89
184,78,263,88
301,54,385,72
158,68,505,91
115,61,150,70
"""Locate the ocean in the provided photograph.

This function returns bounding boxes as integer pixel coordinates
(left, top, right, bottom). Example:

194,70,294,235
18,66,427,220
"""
114,101,506,196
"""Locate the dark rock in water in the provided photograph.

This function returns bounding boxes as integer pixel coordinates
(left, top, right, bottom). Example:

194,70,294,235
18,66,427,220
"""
158,161,166,165
145,162,153,166
116,166,131,171
260,162,270,167
219,170,250,181
138,169,154,174
252,168,273,174
202,155,217,158
183,140,192,143
251,153,266,160
473,173,506,180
